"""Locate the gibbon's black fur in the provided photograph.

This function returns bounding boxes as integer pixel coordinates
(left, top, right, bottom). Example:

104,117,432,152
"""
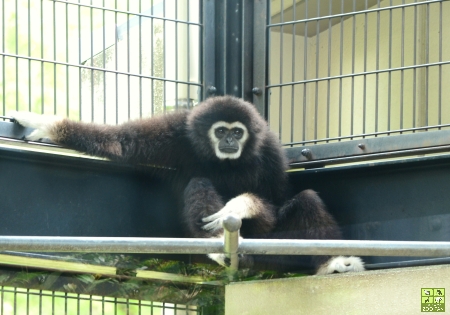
11,96,363,274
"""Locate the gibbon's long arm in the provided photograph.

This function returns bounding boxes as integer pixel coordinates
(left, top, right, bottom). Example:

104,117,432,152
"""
10,110,191,166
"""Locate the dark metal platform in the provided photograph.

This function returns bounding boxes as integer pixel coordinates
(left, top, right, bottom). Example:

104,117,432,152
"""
0,120,450,266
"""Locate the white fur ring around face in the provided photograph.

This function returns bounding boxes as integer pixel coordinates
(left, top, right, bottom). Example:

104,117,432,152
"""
9,111,62,141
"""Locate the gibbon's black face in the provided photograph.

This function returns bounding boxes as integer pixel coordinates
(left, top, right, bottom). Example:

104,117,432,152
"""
208,121,249,160
187,96,267,162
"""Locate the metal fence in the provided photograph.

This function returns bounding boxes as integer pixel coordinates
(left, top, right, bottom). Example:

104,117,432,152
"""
0,1,208,314
0,287,201,315
2,0,450,313
1,0,202,124
267,0,450,146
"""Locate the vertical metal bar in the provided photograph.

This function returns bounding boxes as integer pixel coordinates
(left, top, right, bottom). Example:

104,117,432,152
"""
400,0,405,130
222,1,228,96
90,0,94,122
326,0,331,139
39,290,42,315
13,287,16,315
163,0,166,112
41,0,44,114
65,293,68,315
115,0,118,123
338,0,343,138
425,1,429,126
438,0,442,126
103,0,107,123
375,0,380,133
242,0,253,101
226,0,243,97
175,2,178,109
290,0,296,144
187,0,191,107
53,0,57,115
26,288,30,315
78,0,82,120
223,215,241,274
139,1,142,117
151,0,154,115
388,0,393,132
278,0,284,140
314,0,320,141
0,286,3,315
413,2,417,128
66,1,69,117
363,0,368,135
302,0,308,141
2,0,5,115
28,0,31,112
203,0,215,100
52,291,55,315
252,0,267,116
351,0,356,137
127,1,131,119
15,0,18,111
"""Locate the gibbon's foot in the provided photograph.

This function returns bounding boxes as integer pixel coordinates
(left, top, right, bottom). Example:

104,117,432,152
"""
208,253,234,267
316,256,365,275
208,253,253,268
9,111,62,141
202,193,259,232
207,234,253,268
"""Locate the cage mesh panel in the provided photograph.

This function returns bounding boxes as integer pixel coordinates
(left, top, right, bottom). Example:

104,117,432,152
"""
267,0,450,146
0,0,205,313
0,286,201,315
0,0,202,124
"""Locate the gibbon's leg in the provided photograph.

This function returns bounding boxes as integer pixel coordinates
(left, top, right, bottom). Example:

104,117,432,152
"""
183,177,225,238
273,189,364,274
183,177,238,267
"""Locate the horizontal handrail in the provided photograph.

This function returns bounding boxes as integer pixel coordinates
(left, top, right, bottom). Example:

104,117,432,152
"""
0,236,449,257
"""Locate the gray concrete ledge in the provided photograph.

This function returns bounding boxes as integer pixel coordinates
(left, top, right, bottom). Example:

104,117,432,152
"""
225,264,450,315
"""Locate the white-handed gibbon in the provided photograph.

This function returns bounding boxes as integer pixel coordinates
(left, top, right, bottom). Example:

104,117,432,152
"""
10,96,364,275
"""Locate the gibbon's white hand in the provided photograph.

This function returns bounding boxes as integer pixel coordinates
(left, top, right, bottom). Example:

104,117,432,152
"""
202,193,257,232
9,111,62,141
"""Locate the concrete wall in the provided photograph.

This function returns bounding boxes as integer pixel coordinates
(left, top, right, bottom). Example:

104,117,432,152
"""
225,264,450,315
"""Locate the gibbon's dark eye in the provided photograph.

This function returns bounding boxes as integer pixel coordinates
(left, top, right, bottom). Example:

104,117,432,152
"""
215,127,228,139
232,128,244,139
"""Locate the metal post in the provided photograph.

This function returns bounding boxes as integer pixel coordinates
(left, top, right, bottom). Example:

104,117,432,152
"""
222,215,242,271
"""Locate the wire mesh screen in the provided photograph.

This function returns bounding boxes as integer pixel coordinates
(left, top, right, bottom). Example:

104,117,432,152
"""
267,0,450,146
0,0,202,124
0,287,201,315
0,1,207,313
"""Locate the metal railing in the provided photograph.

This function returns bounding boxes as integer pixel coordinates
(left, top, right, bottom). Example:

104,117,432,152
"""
1,215,450,272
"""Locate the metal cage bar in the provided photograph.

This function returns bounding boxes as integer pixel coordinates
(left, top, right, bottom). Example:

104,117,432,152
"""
0,0,203,123
0,235,449,258
266,0,450,149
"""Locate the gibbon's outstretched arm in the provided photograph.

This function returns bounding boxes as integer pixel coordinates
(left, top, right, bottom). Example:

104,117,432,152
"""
9,110,191,166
